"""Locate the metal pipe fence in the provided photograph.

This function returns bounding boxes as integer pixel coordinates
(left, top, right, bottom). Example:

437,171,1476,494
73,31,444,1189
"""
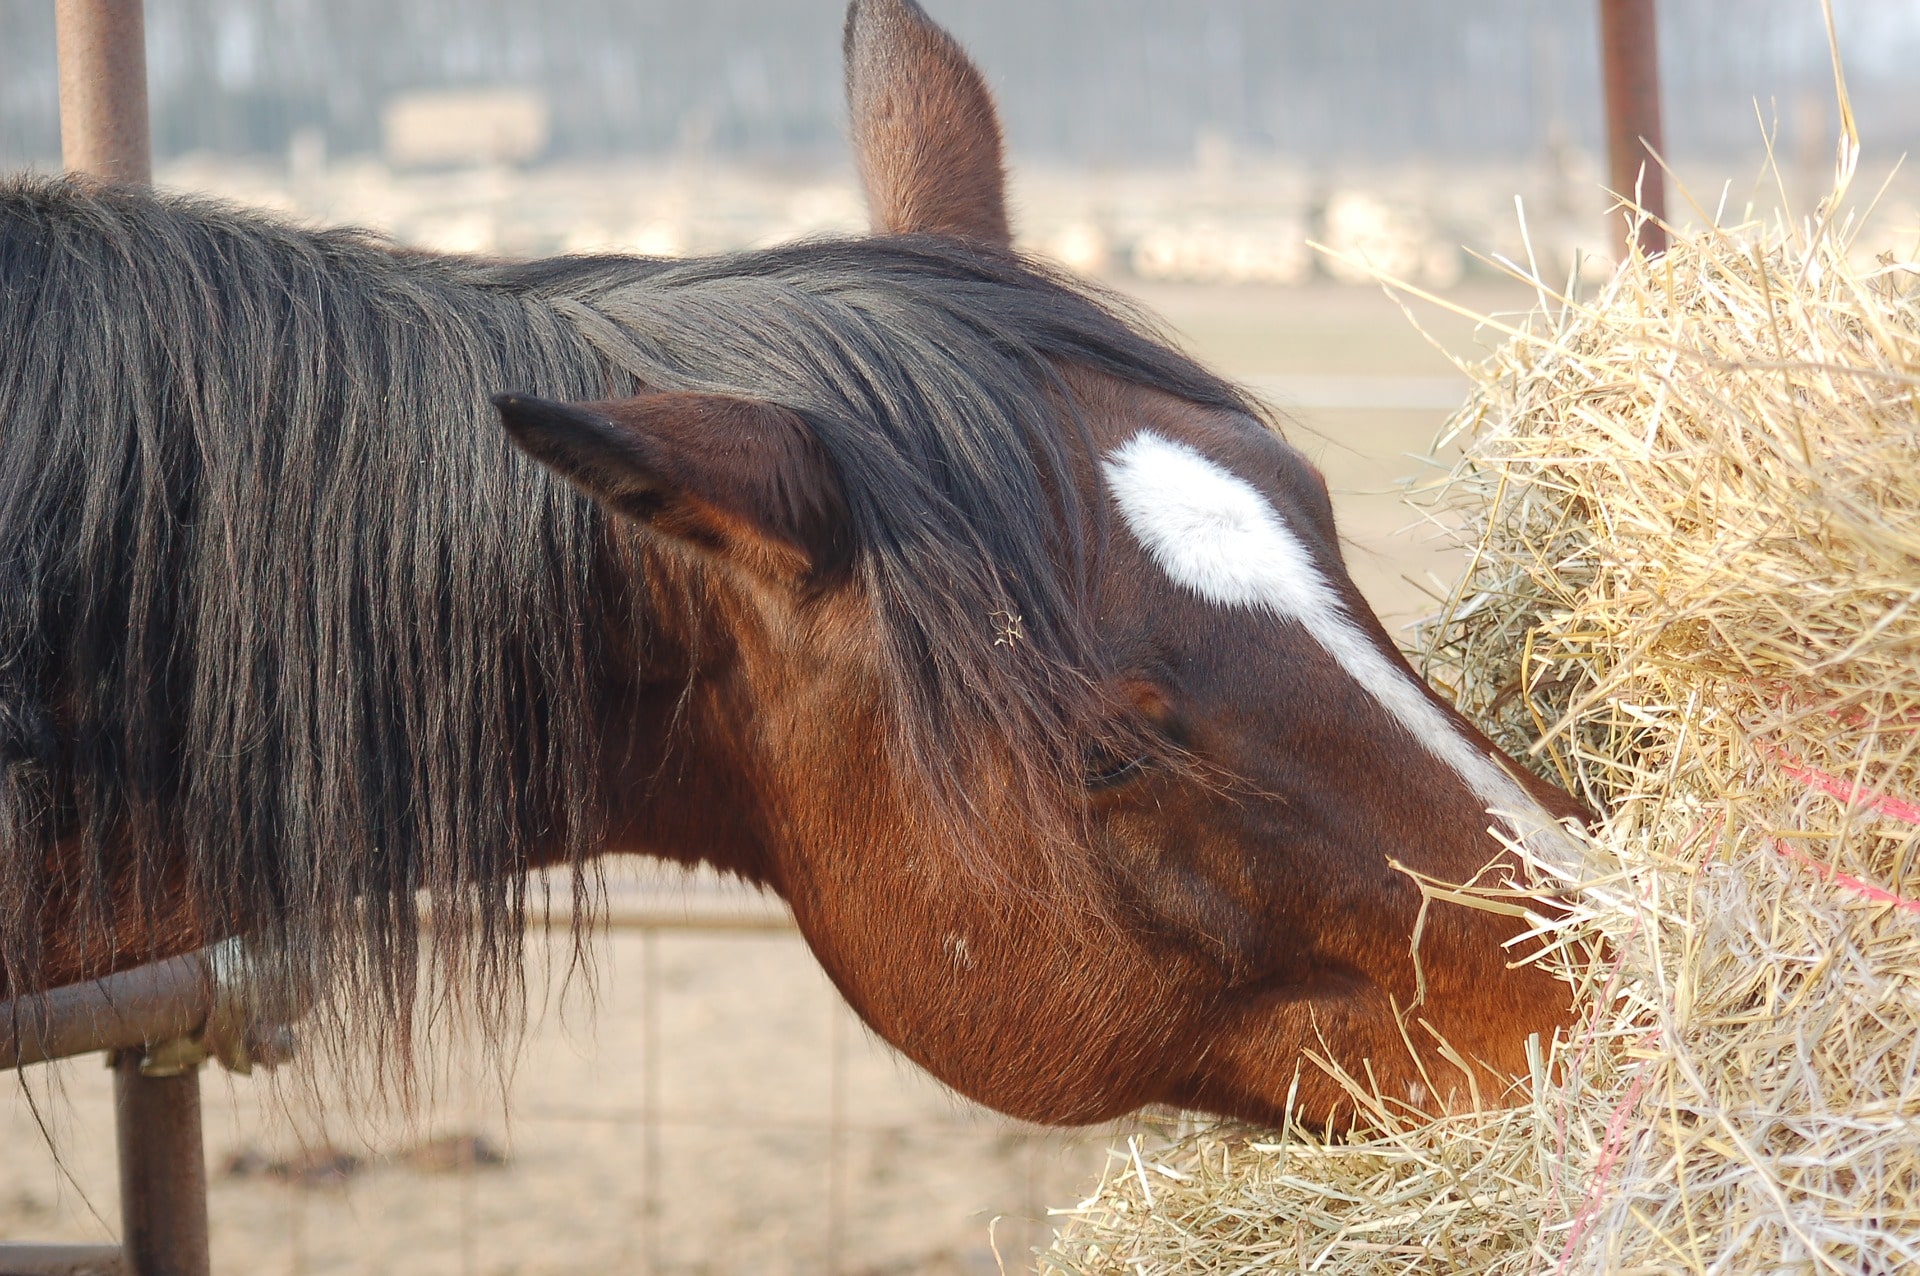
5,888,1141,1276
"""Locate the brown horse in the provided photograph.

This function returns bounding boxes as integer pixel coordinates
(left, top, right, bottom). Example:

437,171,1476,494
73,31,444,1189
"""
0,0,1584,1128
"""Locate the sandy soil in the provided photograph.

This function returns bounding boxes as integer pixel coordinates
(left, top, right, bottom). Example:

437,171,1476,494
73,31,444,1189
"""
4,918,1139,1276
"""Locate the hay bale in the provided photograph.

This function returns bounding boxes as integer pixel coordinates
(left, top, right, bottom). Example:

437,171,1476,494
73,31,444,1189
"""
1042,181,1920,1272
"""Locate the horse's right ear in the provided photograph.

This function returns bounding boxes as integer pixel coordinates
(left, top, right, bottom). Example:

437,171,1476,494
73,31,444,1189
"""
844,0,1011,247
493,392,852,583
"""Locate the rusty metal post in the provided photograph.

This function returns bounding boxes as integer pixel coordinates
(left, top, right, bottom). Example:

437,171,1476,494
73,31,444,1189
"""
48,15,196,1276
55,0,152,185
1598,0,1667,255
112,1052,209,1276
640,928,661,1276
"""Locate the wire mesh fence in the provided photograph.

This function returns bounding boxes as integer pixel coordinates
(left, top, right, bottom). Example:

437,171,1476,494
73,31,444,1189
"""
1,868,1146,1276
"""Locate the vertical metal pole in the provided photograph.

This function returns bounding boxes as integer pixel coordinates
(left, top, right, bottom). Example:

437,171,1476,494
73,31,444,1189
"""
113,1053,210,1276
824,1004,847,1275
641,928,661,1276
1019,1133,1044,1265
1598,0,1667,255
459,1104,479,1276
290,1166,309,1276
55,0,152,185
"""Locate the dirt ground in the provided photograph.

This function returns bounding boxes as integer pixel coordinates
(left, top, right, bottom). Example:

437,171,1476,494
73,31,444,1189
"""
0,252,1533,1273
6,922,1134,1276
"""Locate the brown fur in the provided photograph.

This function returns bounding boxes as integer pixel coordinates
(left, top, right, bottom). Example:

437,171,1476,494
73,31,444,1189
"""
506,363,1584,1127
504,3,1588,1127
12,0,1585,1132
844,0,1013,246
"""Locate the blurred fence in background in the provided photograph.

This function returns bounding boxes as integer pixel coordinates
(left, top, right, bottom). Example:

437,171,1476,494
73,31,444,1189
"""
2,866,1143,1276
4,0,1918,171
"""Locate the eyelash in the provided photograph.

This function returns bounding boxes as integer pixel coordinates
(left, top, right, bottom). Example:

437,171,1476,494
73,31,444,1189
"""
1087,673,1177,791
1086,750,1149,790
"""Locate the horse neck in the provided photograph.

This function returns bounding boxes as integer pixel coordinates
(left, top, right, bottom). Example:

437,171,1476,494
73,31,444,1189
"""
585,536,797,889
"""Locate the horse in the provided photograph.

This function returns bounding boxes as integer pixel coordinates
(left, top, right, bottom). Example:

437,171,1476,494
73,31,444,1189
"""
0,0,1586,1128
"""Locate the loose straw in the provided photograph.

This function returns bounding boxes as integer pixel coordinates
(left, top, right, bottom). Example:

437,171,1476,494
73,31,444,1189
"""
1043,149,1920,1276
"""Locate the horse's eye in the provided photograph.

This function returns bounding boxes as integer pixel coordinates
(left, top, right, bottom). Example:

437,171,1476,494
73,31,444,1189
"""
1086,751,1149,791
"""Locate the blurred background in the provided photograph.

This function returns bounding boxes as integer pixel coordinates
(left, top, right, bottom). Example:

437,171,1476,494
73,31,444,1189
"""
4,0,1919,276
3,3,1918,1274
6,0,1920,166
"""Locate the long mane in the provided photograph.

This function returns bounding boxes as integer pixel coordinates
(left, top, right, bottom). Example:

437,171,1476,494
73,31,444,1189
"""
0,176,1253,1063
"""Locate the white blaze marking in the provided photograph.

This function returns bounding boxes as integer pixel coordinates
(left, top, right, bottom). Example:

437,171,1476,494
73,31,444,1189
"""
1102,431,1577,869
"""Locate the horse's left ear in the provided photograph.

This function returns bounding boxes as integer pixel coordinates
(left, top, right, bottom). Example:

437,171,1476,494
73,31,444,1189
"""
844,0,1012,248
493,392,852,582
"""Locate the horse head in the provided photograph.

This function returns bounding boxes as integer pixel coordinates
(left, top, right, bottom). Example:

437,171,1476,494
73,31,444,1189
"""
495,0,1587,1128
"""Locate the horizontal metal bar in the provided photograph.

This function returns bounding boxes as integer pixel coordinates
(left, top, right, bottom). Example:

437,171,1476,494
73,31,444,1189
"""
1244,374,1469,412
1,899,789,1069
0,1244,126,1276
0,954,212,1070
1,937,305,1071
508,888,798,935
573,902,796,934
519,1104,1128,1139
3,900,790,1068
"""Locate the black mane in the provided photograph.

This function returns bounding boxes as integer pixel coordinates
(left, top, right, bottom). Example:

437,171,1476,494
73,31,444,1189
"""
0,175,1254,1055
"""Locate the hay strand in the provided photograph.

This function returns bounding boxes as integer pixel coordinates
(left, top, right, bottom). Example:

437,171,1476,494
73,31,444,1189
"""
1043,157,1920,1276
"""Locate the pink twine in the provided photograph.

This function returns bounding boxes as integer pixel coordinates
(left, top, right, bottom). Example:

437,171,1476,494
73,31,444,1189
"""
1545,715,1917,1265
1744,739,1920,909
1770,840,1920,914
1546,725,1916,1271
1548,820,1714,1217
1554,1065,1650,1274
1753,740,1920,826
1550,929,1637,1204
1755,681,1920,733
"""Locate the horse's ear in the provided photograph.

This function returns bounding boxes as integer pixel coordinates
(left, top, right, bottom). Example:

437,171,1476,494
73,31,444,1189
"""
493,392,852,582
844,0,1012,247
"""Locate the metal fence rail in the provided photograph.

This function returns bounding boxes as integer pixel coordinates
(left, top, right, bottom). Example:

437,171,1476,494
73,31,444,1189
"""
6,882,1127,1276
0,945,263,1276
3,13,212,1273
